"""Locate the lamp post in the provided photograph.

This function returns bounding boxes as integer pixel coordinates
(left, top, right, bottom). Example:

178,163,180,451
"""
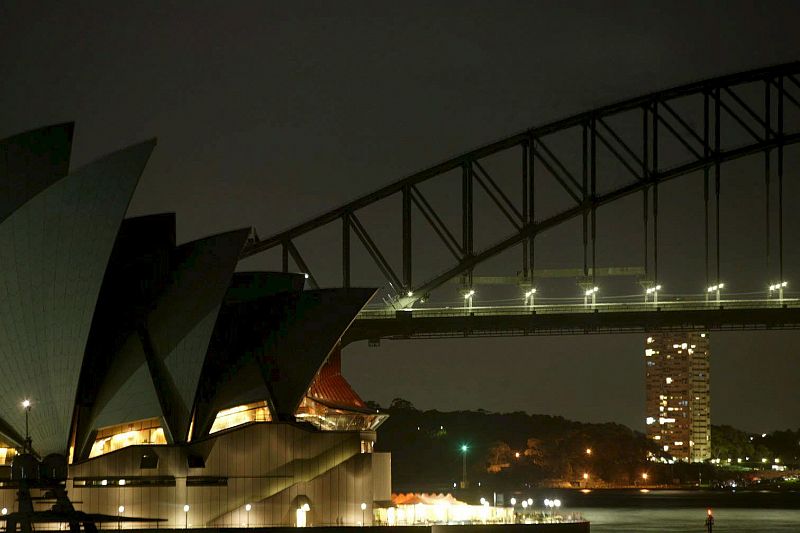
183,504,190,529
118,505,124,530
463,289,475,310
769,281,788,300
21,400,31,453
360,502,367,526
583,287,598,308
706,283,724,303
245,503,251,527
524,288,536,308
460,444,468,488
645,285,661,304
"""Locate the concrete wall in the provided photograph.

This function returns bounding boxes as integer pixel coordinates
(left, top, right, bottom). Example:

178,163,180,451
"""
54,422,374,527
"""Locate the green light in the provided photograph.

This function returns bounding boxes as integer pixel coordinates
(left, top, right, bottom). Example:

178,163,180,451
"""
461,444,468,452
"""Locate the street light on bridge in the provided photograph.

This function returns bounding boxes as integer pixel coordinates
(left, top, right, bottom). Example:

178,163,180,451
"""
769,281,788,300
584,287,598,308
706,283,724,303
645,284,662,304
463,289,475,310
524,288,537,307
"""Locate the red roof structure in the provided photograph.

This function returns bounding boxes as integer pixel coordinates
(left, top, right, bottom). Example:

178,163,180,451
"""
306,345,365,410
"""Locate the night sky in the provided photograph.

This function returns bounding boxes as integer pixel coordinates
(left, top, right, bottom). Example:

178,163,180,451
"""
3,1,800,433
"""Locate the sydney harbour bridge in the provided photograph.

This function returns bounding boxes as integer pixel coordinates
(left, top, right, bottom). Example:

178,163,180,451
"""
242,62,800,344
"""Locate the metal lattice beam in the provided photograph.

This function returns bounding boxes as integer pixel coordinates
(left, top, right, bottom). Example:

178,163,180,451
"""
244,62,800,304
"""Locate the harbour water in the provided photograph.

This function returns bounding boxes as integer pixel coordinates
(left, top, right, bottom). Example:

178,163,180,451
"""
523,489,800,532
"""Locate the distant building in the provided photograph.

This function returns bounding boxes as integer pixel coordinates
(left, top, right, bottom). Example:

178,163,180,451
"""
644,332,711,462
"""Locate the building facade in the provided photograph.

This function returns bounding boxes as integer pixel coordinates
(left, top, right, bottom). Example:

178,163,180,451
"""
644,332,711,462
0,124,390,528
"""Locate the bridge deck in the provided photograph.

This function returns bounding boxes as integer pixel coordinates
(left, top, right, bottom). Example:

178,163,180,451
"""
344,299,800,345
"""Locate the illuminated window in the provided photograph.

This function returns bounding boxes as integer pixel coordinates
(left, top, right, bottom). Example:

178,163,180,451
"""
89,418,166,458
296,396,387,432
0,447,16,465
210,401,271,434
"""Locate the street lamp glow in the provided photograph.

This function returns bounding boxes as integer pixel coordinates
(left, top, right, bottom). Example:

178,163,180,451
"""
554,499,561,508
407,291,413,297
644,284,662,303
245,504,252,512
360,502,367,511
21,400,30,409
521,501,528,509
524,288,537,306
769,281,788,300
118,506,125,514
302,503,310,512
707,283,725,303
479,498,486,505
461,444,468,452
1,508,7,516
585,448,592,455
183,504,190,513
527,498,533,506
510,498,516,506
463,289,475,310
583,472,589,480
583,286,599,307
642,472,648,480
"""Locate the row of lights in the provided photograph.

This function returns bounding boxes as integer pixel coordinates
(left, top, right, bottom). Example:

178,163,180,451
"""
449,279,791,308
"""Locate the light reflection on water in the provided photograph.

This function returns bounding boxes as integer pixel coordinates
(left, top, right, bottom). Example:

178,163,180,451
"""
574,507,800,532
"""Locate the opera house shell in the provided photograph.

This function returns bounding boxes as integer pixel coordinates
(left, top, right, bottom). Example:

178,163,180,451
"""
0,124,390,527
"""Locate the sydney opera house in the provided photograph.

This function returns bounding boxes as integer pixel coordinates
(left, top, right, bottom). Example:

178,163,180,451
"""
0,124,390,527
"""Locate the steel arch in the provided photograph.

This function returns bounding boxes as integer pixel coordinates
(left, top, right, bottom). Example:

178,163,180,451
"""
244,62,800,305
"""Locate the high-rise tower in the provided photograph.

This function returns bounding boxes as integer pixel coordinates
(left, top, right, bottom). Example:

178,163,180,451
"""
644,332,711,462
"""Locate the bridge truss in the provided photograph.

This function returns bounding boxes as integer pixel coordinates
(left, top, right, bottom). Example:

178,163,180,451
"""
244,63,800,313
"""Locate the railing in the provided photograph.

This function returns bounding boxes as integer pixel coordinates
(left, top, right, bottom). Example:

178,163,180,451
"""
357,298,800,320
